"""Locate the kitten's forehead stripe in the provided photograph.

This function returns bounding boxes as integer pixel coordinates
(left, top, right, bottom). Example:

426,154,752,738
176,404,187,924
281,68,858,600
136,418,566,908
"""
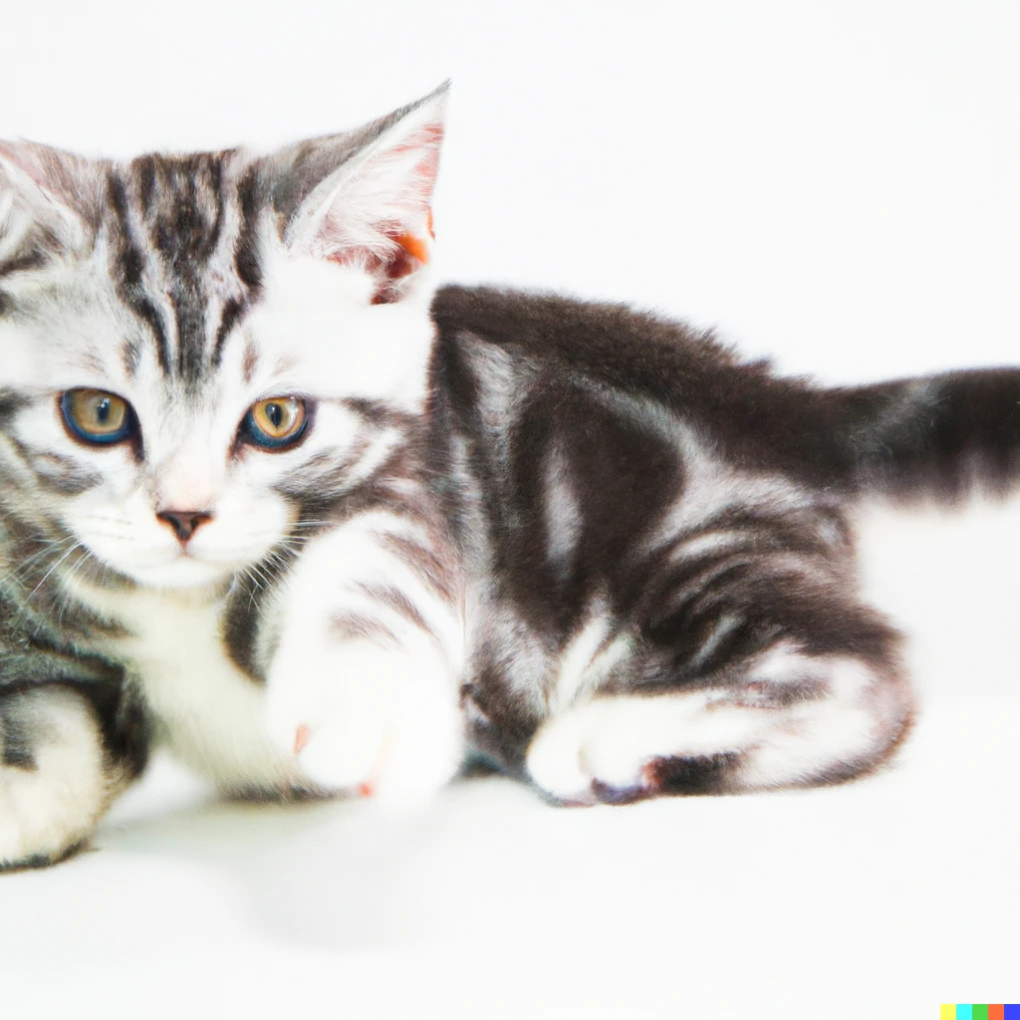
133,155,222,386
233,167,264,290
106,174,173,377
133,155,225,267
213,296,247,369
105,153,260,384
169,280,208,385
209,169,264,368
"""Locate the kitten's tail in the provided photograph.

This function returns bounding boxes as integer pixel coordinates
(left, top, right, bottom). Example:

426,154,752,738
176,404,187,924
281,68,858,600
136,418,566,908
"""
823,368,1020,505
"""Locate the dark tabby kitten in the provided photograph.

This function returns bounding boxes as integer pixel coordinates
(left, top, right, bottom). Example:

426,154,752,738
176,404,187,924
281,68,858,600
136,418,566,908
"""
1,86,1018,869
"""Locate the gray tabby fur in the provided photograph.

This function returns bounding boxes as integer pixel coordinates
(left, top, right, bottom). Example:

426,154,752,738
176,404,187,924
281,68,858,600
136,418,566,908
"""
0,87,463,868
3,85,1020,869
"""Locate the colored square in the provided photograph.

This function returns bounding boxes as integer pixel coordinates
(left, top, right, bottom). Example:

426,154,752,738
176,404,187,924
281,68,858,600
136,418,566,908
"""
943,1008,958,1020
1003,1007,1020,1020
959,1007,973,1020
989,1008,1004,1020
974,1007,989,1020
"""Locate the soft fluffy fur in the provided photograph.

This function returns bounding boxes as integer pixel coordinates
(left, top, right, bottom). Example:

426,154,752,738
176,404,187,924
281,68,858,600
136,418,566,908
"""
429,287,1020,799
1,87,1019,868
0,88,462,868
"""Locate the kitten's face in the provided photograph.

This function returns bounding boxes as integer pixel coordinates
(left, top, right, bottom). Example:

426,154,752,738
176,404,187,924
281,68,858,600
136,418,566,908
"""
0,89,446,590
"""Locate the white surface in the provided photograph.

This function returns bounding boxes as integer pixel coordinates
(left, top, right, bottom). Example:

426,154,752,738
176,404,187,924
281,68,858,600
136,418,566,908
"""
1,1,1019,1017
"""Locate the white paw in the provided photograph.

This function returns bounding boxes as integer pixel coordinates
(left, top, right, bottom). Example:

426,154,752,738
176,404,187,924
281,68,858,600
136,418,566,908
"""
266,642,464,804
526,691,750,803
526,646,907,803
0,687,119,868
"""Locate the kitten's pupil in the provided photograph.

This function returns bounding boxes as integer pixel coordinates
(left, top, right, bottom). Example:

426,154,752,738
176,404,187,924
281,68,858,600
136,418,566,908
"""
96,398,110,425
247,397,305,447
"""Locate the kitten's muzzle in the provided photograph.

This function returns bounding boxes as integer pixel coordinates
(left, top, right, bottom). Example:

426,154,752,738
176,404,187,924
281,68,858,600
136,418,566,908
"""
156,510,213,544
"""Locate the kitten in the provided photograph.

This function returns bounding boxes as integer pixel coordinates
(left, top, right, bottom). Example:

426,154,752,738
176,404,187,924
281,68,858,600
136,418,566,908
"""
2,87,1019,870
0,87,463,869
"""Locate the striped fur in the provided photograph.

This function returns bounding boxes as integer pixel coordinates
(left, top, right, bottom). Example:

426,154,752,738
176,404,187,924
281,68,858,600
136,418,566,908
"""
429,287,1020,802
3,85,1020,867
0,87,459,867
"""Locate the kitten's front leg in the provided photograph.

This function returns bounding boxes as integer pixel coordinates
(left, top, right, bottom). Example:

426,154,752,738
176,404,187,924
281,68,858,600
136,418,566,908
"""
266,510,466,802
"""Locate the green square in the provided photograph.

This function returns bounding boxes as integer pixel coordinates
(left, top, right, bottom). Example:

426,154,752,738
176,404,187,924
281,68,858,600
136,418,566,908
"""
973,1008,989,1020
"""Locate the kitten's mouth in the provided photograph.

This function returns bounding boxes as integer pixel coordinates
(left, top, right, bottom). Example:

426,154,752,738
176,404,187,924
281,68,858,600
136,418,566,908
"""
94,547,241,591
153,544,279,591
74,517,280,591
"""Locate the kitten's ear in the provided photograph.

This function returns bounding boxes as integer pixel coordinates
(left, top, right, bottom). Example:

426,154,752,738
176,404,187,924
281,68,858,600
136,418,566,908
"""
267,83,448,303
0,141,103,266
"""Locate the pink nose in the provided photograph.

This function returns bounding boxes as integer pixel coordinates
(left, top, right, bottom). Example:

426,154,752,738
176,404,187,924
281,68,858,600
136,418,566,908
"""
156,510,213,543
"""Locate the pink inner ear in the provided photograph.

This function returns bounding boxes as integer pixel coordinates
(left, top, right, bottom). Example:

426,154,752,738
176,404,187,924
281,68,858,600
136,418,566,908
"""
316,118,444,302
388,122,443,184
327,221,433,305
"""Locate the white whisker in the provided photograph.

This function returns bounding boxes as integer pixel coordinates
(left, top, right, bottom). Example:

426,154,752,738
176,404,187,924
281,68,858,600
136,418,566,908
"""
0,536,79,592
54,549,96,626
24,540,85,603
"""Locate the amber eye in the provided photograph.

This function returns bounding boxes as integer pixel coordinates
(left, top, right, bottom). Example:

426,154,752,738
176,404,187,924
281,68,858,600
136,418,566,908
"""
244,397,308,449
61,389,134,445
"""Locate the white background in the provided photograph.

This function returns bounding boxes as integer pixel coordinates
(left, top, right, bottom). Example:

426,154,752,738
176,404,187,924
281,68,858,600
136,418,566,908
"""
1,1,1018,1017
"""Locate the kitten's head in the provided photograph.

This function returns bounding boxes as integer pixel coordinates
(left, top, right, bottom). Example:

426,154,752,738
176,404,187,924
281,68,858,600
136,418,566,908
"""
0,86,447,590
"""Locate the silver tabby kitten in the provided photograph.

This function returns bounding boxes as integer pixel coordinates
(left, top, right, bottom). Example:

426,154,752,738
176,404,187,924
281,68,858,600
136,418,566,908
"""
3,86,1020,870
0,88,463,868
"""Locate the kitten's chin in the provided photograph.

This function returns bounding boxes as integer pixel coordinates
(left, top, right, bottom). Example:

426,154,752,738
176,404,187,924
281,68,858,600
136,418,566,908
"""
121,556,237,592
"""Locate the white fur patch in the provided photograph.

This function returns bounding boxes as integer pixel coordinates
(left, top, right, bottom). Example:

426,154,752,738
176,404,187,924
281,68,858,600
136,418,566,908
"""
244,252,438,411
67,580,298,794
544,441,582,579
265,515,465,804
549,613,611,713
0,687,120,867
547,606,634,714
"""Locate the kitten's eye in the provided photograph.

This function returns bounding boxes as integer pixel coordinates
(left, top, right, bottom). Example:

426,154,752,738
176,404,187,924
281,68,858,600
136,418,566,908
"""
244,397,308,449
61,389,135,446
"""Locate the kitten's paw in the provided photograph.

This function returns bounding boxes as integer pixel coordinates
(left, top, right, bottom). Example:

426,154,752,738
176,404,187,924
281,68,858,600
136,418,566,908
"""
0,687,122,869
525,694,738,805
526,649,910,804
266,644,463,804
